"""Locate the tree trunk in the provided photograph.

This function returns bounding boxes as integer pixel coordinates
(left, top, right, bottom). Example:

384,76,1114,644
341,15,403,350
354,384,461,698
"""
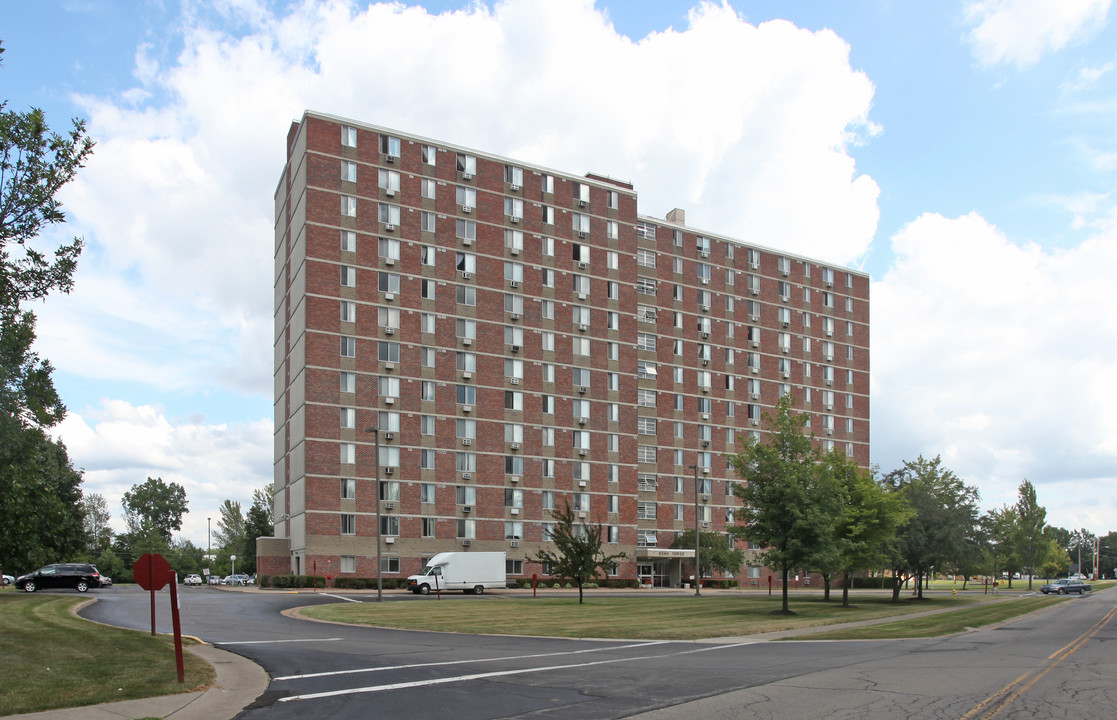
915,570,924,599
841,572,851,608
822,574,832,601
781,565,791,613
577,579,584,604
891,573,903,602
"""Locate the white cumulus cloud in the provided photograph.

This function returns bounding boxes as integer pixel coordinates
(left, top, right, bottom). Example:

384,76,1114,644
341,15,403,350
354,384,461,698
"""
871,210,1117,530
964,0,1112,68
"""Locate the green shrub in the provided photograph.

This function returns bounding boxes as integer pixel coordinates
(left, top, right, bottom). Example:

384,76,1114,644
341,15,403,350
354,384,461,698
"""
849,576,890,589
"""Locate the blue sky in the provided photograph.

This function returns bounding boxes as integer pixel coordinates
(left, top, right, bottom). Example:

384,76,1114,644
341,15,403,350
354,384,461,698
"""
2,0,1115,544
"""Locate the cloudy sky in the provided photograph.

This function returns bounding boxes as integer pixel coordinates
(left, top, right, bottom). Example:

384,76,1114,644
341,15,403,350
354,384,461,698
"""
4,0,1115,546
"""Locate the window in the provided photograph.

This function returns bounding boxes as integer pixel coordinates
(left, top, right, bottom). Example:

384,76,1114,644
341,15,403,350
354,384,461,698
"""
456,384,476,405
637,333,656,352
340,407,355,429
505,391,523,411
456,285,476,306
542,174,554,194
456,418,476,440
574,182,590,205
340,300,357,323
421,415,435,435
378,516,399,537
341,478,356,500
421,178,436,199
340,514,356,535
636,221,656,240
340,555,356,573
456,153,477,176
380,134,401,158
572,336,590,356
505,164,523,187
637,417,657,435
422,518,436,538
637,445,657,463
342,125,357,147
378,168,400,194
378,341,399,363
506,559,524,576
456,318,476,340
542,205,554,225
340,265,356,287
340,230,356,253
421,450,435,470
505,197,524,221
607,190,619,209
637,249,656,268
456,452,476,472
341,195,357,217
505,261,524,285
340,336,356,358
606,220,619,240
420,211,435,233
342,160,357,182
456,486,477,506
456,219,476,242
572,213,590,235
636,277,657,296
378,203,400,227
457,519,476,539
340,372,356,394
420,245,436,267
505,229,524,254
456,185,477,210
422,144,436,165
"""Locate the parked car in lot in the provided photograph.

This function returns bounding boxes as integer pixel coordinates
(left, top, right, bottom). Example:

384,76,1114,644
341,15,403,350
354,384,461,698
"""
15,563,104,593
100,576,112,587
1041,578,1091,595
222,574,250,586
2,574,14,586
184,574,203,586
208,575,221,585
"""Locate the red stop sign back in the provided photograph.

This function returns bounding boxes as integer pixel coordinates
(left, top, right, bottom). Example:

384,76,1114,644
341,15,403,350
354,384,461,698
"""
134,553,172,591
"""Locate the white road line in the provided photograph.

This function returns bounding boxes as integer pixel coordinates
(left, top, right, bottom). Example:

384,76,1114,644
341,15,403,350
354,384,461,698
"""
320,593,362,603
220,637,344,646
274,640,671,681
278,641,756,702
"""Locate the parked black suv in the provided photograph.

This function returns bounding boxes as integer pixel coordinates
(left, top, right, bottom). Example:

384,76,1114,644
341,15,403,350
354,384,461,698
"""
15,564,104,593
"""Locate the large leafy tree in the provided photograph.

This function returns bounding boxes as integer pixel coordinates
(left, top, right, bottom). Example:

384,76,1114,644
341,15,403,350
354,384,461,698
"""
728,394,837,615
528,501,626,604
0,40,94,574
213,499,246,551
122,477,189,545
827,458,911,608
1013,479,1047,589
81,492,114,556
670,528,745,581
981,505,1019,586
244,484,275,573
882,456,980,601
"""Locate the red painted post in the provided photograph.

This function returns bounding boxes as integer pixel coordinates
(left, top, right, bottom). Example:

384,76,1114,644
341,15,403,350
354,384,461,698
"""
149,554,157,635
767,575,773,596
532,573,537,598
168,573,185,683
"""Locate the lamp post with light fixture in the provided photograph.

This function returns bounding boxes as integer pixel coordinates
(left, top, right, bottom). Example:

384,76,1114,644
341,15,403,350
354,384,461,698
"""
366,425,383,601
687,464,701,597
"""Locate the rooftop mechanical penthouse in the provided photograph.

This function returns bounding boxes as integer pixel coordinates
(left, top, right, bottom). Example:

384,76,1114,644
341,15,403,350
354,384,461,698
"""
260,111,870,588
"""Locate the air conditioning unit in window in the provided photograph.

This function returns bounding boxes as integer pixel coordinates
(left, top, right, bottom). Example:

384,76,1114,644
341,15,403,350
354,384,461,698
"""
384,397,395,405
461,206,472,214
782,347,789,354
751,368,759,375
701,359,709,366
461,272,472,280
701,305,710,312
825,355,833,362
510,345,520,353
751,419,759,426
510,247,520,256
385,502,395,509
462,506,472,513
510,443,520,451
702,522,710,529
578,262,587,270
384,257,395,266
750,288,759,296
702,495,710,502
462,238,472,246
826,331,833,337
462,172,474,180
781,269,790,277
578,324,587,332
578,449,587,456
702,413,709,420
510,216,521,224
462,338,472,346
510,507,520,516
579,200,587,208
384,467,395,474
578,417,587,425
509,378,520,385
578,231,587,239
826,404,833,411
462,438,472,446
462,539,472,546
385,224,396,231
702,332,710,339
510,281,520,288
510,184,521,191
510,476,520,483
462,473,472,480
827,429,833,435
579,511,588,519
782,372,790,379
461,406,473,414
385,293,395,302
578,386,587,394
701,440,709,448
462,371,472,380
702,467,710,474
751,393,759,400
385,189,396,197
701,278,709,285
385,155,396,163
577,292,587,300
385,328,395,335
510,313,520,321
510,540,520,547
702,386,710,393
384,432,395,441
385,536,395,544
826,380,834,387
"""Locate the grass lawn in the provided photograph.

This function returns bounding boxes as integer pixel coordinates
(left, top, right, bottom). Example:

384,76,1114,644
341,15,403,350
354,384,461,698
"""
300,592,1049,640
0,594,215,716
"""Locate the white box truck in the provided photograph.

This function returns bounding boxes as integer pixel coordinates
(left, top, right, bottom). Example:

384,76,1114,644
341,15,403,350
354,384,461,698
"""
406,552,506,595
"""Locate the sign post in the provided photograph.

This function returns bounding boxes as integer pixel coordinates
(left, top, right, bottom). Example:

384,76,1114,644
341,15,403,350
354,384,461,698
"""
132,553,184,684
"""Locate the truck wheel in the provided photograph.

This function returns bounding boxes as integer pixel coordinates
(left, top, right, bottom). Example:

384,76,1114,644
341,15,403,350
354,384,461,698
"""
418,584,430,595
473,585,484,595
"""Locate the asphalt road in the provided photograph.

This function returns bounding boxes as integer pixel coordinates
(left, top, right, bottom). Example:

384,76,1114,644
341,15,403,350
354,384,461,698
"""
79,586,1117,719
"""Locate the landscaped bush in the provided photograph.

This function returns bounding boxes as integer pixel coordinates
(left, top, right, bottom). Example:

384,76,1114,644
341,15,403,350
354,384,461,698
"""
849,576,891,589
267,574,327,588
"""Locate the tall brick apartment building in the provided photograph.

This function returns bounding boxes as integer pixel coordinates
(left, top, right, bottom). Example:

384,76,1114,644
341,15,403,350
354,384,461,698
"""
260,111,870,587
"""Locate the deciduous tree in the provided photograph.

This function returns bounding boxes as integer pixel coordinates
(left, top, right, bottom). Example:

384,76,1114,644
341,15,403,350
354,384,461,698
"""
1013,479,1047,589
528,501,626,604
122,477,189,544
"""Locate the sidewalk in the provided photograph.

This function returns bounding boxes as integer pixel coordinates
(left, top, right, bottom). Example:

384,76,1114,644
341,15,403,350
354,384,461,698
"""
6,643,268,720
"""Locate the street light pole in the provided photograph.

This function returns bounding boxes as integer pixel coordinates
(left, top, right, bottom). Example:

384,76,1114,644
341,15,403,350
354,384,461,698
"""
688,464,701,597
366,425,383,602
